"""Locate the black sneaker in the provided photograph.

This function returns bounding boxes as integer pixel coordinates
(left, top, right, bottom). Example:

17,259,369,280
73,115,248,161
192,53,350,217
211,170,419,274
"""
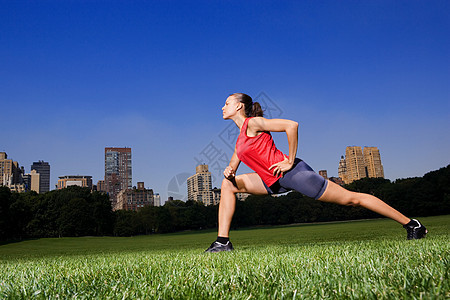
403,219,428,240
204,241,234,253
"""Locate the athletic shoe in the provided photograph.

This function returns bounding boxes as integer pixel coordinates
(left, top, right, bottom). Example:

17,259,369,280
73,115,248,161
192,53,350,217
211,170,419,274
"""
403,219,428,240
204,241,234,253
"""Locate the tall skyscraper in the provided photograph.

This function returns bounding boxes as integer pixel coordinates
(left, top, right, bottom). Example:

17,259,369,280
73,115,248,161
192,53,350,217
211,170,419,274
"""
339,146,385,184
363,147,385,178
31,161,50,193
345,146,366,183
0,152,20,186
187,164,217,205
105,147,132,205
29,169,41,193
338,155,348,184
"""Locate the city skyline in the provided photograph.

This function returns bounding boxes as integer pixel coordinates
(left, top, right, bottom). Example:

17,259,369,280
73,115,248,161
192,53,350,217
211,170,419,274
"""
1,1,449,202
1,142,448,202
0,141,437,195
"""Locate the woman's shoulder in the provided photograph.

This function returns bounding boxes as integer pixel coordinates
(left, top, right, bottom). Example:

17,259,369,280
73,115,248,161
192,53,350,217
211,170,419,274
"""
248,116,272,129
247,116,266,126
246,117,268,136
249,117,298,133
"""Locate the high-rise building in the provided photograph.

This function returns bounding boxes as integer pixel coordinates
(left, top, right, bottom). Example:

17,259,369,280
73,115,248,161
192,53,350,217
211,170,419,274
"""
329,176,344,186
97,180,106,192
31,161,50,193
212,187,221,204
345,146,366,184
29,169,41,193
318,170,328,179
57,175,93,189
210,188,249,203
153,193,161,207
105,147,132,206
338,155,348,184
236,192,250,201
22,173,31,191
339,146,385,184
0,152,22,187
113,182,154,211
187,164,217,205
363,147,384,178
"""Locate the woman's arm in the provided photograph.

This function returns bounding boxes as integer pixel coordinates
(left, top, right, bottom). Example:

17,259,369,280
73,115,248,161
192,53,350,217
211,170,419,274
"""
249,117,299,176
224,149,241,179
249,117,299,163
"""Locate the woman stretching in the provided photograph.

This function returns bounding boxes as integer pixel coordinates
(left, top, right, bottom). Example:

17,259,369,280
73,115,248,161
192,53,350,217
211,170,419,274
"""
205,93,427,253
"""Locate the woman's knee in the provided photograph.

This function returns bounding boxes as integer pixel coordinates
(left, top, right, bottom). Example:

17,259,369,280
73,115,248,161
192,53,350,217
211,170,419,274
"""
329,189,360,206
346,192,361,207
319,182,359,206
221,178,237,192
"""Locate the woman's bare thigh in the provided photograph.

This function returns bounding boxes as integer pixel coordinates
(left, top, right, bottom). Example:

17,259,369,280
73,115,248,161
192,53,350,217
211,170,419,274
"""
234,173,269,195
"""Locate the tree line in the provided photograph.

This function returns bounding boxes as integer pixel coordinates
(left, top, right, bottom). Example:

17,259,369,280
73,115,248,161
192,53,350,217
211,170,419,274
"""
1,165,449,240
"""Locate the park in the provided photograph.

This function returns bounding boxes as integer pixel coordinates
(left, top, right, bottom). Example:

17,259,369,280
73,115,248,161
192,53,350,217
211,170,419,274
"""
1,215,449,298
2,1,449,298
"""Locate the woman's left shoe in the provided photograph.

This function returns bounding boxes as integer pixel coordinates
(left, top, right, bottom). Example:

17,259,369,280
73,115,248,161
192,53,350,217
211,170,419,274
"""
205,241,234,253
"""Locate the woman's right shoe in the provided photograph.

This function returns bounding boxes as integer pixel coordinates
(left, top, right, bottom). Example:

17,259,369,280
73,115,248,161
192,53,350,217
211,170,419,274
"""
403,219,428,240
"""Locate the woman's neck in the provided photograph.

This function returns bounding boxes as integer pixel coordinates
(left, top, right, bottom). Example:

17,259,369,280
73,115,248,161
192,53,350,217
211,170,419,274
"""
232,114,246,129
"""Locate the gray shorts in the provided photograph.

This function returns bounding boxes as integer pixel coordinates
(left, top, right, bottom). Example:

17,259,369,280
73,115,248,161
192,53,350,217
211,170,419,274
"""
262,158,328,200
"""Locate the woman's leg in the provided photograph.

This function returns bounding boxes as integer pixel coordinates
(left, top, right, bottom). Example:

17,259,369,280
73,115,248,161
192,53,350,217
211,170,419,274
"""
218,173,268,237
318,180,410,225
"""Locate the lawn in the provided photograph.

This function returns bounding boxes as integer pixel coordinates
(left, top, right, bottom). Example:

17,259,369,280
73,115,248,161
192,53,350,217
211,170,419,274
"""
1,215,449,299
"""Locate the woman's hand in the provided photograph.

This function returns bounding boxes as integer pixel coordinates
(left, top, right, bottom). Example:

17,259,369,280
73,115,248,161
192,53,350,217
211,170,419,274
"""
223,166,236,180
269,157,294,177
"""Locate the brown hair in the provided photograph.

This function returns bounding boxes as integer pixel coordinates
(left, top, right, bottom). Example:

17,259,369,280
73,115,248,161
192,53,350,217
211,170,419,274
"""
230,93,264,117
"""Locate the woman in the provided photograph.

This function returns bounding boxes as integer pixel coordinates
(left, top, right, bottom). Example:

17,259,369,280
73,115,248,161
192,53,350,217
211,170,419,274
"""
205,93,427,253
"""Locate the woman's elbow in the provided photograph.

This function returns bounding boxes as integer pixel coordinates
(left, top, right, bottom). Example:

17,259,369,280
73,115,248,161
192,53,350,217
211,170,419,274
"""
285,121,298,134
290,121,299,130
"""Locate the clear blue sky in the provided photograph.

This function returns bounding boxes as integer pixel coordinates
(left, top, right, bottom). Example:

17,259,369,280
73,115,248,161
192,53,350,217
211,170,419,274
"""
1,1,449,202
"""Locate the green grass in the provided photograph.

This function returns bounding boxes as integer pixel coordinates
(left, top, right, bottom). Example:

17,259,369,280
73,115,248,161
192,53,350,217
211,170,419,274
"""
1,215,449,299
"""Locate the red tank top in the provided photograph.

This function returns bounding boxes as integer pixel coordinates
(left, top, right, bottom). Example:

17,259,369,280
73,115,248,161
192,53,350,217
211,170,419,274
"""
236,117,287,187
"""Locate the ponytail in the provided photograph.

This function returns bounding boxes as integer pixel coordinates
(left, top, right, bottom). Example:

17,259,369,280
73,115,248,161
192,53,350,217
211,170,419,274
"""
251,102,264,117
230,93,264,117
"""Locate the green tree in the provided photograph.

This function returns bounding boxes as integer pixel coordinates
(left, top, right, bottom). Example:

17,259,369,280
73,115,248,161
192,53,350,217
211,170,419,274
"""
0,186,12,240
113,210,142,236
58,197,95,236
91,191,114,235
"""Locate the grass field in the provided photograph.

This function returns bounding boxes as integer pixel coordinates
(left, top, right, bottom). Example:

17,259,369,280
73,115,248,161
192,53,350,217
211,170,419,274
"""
1,215,449,299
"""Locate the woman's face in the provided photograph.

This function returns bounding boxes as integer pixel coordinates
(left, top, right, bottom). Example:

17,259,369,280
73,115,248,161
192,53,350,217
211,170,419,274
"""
222,96,241,119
